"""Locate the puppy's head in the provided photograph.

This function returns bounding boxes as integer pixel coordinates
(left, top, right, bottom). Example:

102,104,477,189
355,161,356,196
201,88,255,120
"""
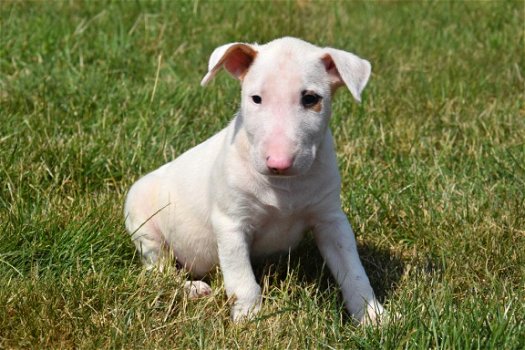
202,37,371,177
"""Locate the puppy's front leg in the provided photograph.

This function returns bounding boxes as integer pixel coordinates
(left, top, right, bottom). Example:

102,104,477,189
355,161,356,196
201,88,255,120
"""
314,210,384,325
212,210,261,321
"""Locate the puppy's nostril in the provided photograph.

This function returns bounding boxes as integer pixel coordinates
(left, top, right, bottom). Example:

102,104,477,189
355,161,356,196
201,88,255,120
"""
266,156,293,175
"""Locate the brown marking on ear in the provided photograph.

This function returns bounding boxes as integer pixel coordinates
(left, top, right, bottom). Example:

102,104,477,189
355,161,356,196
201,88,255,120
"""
222,45,257,80
322,54,336,71
322,53,344,91
238,50,258,81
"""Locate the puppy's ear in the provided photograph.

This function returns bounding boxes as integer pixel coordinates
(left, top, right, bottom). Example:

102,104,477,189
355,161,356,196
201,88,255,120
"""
321,48,371,102
201,43,258,86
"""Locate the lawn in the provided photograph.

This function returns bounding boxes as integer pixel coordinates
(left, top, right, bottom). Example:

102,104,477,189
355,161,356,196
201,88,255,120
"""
1,0,524,348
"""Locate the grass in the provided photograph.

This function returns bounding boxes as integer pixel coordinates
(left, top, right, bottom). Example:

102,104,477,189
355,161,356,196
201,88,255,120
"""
1,0,524,348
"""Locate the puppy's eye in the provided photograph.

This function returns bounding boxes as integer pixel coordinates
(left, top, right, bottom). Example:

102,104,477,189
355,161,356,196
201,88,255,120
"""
251,95,262,104
301,91,321,108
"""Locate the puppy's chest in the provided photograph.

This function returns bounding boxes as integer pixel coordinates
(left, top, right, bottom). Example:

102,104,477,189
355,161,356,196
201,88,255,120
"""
249,212,308,257
252,181,313,214
245,191,312,257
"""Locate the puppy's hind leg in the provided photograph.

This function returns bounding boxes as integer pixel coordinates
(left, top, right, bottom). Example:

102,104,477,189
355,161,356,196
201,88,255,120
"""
125,192,213,299
130,226,212,298
124,198,168,271
127,219,166,271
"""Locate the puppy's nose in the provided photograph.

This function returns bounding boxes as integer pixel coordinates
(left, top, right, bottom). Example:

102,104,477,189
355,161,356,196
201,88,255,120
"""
266,156,293,175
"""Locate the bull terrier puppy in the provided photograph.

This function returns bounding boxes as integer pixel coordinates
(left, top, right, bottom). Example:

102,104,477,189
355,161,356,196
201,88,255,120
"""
125,37,385,324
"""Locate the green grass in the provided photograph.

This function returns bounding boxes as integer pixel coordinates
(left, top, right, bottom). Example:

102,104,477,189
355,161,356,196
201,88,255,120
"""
1,0,524,348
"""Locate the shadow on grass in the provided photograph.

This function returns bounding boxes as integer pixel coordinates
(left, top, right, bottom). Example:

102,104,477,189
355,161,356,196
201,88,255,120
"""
253,236,404,306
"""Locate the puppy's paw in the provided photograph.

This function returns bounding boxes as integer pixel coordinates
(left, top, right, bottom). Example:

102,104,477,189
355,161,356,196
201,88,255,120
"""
229,286,262,322
184,281,212,299
231,298,262,322
359,300,387,326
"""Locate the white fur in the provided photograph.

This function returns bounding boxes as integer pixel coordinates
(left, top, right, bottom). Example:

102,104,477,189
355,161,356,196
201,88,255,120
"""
125,37,385,323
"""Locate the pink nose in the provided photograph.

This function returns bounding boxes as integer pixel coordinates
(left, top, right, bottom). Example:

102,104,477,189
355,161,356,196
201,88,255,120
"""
266,156,293,175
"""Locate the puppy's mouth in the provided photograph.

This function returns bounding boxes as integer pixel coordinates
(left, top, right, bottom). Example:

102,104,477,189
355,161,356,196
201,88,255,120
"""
268,171,297,178
269,167,292,176
252,165,297,178
259,164,303,178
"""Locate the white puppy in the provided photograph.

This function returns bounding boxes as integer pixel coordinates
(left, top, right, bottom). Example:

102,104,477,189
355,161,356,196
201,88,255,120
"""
124,37,385,324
